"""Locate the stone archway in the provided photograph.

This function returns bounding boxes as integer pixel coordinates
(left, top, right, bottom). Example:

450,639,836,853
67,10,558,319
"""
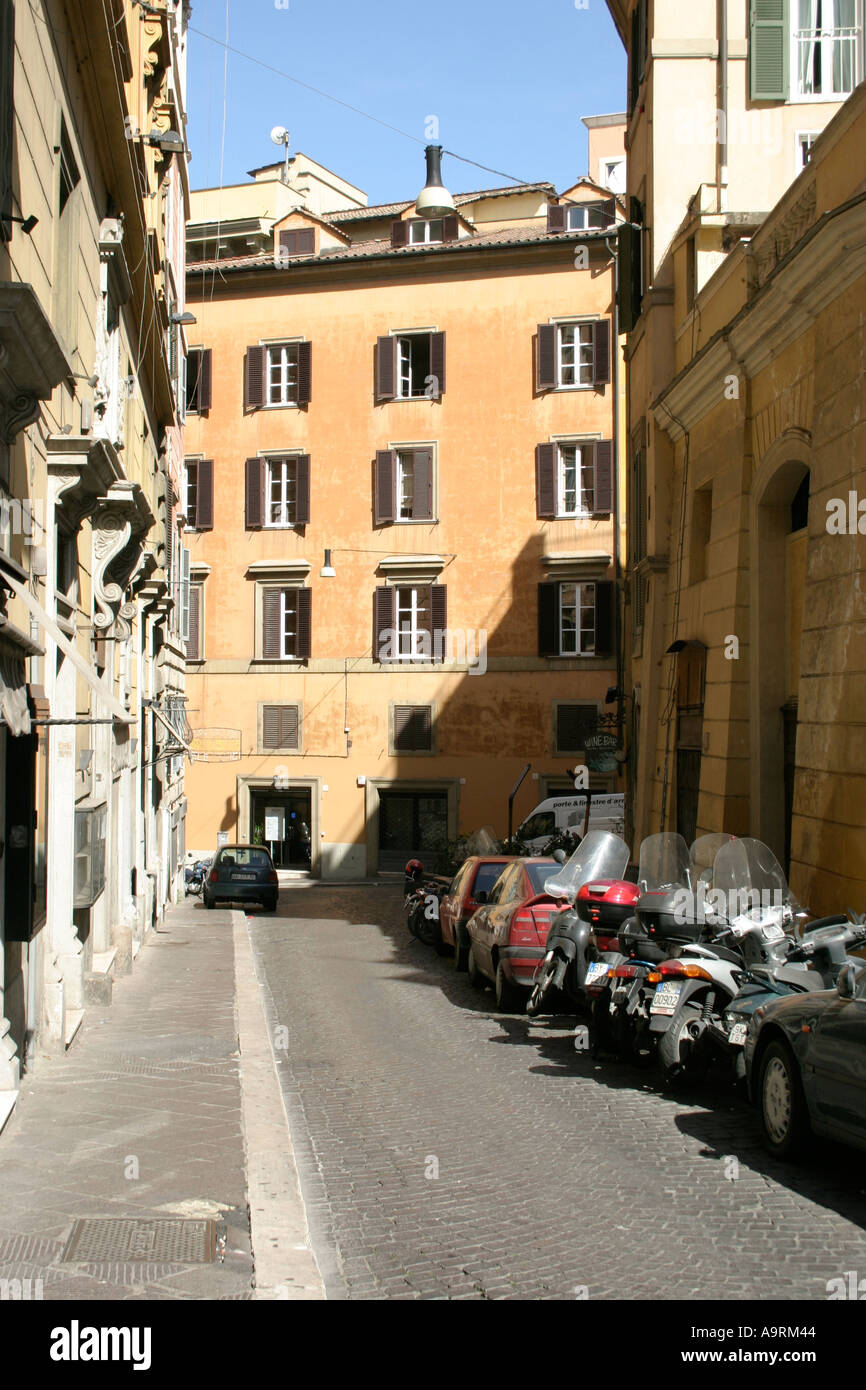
750,429,811,868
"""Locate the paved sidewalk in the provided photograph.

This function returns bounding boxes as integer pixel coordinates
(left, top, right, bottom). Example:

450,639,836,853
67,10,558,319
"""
0,899,322,1301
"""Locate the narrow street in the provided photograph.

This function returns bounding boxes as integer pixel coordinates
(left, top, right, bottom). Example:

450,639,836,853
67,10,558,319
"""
247,882,866,1301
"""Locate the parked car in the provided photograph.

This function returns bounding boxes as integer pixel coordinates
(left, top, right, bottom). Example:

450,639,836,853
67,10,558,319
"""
466,857,558,1010
745,958,866,1158
203,844,279,912
439,855,515,971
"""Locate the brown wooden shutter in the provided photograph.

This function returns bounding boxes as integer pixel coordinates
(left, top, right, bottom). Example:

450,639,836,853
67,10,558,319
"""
536,443,557,519
244,345,265,410
602,197,616,227
537,324,557,392
296,340,312,404
280,705,300,748
279,228,313,257
376,335,396,401
375,450,396,523
296,587,312,659
245,457,264,529
197,349,212,411
442,215,459,242
186,585,201,661
262,704,281,748
593,441,614,515
429,331,446,398
394,705,432,753
431,585,447,656
593,580,615,657
593,318,611,387
196,458,214,530
374,586,396,662
411,449,434,521
279,229,296,257
165,501,174,580
0,0,13,243
262,588,282,659
538,582,559,657
295,454,311,525
547,204,567,234
391,220,409,247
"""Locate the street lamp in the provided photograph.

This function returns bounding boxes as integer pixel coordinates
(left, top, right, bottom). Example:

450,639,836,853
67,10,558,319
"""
415,145,456,218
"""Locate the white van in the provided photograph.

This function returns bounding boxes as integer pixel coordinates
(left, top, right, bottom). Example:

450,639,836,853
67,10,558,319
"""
515,794,626,854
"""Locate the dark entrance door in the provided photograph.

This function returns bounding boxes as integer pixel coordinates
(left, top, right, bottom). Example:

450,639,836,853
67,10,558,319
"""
378,791,448,872
250,788,312,869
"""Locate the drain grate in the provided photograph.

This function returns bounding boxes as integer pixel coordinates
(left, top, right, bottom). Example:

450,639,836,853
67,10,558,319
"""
62,1218,216,1265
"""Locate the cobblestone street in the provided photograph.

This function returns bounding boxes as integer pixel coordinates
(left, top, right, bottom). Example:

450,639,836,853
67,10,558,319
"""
253,881,866,1301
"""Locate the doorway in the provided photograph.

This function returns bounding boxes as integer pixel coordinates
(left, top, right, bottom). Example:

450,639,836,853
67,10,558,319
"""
250,787,312,869
378,790,448,872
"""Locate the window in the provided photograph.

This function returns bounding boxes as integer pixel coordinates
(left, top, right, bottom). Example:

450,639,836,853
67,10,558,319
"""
278,228,315,259
186,348,212,413
265,457,299,527
554,703,600,754
183,460,213,530
603,157,626,194
73,803,107,908
536,320,610,392
538,580,614,658
376,332,446,401
392,704,434,753
629,0,649,111
261,703,301,751
690,486,713,584
244,342,312,410
797,130,821,166
685,235,697,311
245,455,310,528
409,218,444,244
566,202,612,230
58,118,80,215
375,447,435,523
55,117,80,345
187,582,203,661
261,586,312,661
793,0,861,98
374,584,447,664
519,812,555,842
536,440,613,519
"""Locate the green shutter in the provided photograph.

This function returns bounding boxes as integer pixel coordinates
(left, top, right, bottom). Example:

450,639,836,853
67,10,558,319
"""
617,223,642,334
750,0,789,101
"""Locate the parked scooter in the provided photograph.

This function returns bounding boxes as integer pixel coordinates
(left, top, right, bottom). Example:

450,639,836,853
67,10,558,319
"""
403,859,450,952
525,831,635,1017
184,857,212,896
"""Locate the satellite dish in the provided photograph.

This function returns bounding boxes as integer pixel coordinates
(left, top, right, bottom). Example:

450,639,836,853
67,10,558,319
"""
270,126,289,146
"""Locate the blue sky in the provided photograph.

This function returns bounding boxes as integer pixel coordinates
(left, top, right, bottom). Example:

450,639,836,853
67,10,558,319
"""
186,0,626,205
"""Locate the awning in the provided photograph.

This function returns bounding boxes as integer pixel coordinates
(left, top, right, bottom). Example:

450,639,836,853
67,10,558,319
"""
0,564,134,725
0,649,30,736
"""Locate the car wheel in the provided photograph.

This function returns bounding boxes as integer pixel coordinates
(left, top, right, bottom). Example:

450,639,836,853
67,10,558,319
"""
263,897,278,913
759,1039,810,1160
205,895,215,910
495,962,520,1013
467,945,486,991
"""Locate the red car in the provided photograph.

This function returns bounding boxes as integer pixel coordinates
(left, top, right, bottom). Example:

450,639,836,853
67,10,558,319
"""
439,856,514,971
466,857,559,1011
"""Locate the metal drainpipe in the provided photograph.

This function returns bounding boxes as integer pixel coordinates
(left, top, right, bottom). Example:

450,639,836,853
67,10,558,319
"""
719,0,729,212
603,232,626,774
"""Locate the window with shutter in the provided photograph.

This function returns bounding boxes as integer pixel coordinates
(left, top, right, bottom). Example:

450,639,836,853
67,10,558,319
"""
388,448,435,523
593,319,611,387
536,444,557,519
262,456,306,527
395,332,433,399
408,218,445,244
262,703,301,750
551,443,595,518
536,324,557,392
554,703,599,754
278,228,315,258
260,587,307,660
297,341,312,404
186,584,202,661
547,205,567,234
374,586,396,662
244,346,265,411
391,219,409,248
245,457,264,529
264,342,300,406
392,705,433,754
196,458,214,530
375,450,396,523
541,582,613,658
376,336,397,401
592,441,614,515
185,348,211,413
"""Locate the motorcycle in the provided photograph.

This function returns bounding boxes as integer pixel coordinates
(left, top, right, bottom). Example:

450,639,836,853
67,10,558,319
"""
592,831,708,1064
184,856,212,896
403,859,450,952
525,830,635,1017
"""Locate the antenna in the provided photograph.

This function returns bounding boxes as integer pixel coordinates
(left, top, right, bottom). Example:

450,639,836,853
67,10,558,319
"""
270,125,291,182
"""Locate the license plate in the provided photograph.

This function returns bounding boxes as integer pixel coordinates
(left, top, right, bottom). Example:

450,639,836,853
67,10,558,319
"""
728,1022,748,1047
585,961,610,987
232,872,256,881
651,981,683,1015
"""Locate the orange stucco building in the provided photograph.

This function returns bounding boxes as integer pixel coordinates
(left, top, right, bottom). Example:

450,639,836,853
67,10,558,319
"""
182,150,627,876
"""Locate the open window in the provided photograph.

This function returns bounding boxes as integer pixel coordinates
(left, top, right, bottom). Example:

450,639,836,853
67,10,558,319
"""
376,331,446,401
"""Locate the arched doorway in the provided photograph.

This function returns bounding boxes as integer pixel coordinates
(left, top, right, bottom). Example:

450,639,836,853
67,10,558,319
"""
751,434,811,872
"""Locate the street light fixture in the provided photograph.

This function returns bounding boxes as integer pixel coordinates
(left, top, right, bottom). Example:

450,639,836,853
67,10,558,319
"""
415,145,456,218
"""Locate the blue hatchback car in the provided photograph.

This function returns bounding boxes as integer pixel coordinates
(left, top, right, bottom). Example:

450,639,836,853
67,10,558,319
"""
745,960,866,1158
203,844,279,913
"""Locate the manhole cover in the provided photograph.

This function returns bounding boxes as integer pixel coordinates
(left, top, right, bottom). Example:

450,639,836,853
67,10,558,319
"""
62,1218,216,1265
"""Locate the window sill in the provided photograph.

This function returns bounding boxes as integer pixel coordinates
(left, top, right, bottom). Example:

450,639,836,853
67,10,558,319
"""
262,402,301,410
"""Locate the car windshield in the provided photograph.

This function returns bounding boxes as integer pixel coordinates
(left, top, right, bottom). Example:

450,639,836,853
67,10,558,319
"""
218,848,271,868
473,863,507,898
526,862,558,895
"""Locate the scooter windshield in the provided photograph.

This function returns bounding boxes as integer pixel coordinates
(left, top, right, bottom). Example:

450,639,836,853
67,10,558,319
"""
543,830,630,900
711,837,794,923
637,832,691,892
